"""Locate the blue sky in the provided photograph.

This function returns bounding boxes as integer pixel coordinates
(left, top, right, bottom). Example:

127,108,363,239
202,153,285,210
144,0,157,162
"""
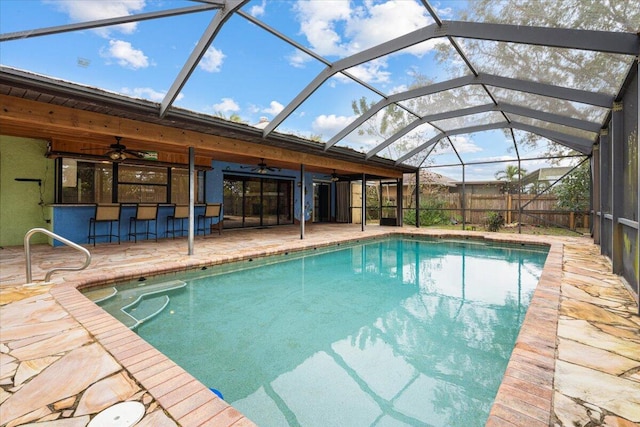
0,0,596,181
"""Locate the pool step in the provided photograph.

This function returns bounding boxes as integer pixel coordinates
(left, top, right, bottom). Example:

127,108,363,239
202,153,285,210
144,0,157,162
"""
93,280,187,329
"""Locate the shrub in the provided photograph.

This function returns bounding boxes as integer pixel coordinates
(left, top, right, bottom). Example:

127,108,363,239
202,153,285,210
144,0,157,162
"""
404,199,451,226
484,211,505,232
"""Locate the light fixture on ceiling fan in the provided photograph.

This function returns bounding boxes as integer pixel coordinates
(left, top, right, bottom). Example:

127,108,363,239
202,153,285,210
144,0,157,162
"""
331,169,340,182
242,158,279,174
105,136,145,162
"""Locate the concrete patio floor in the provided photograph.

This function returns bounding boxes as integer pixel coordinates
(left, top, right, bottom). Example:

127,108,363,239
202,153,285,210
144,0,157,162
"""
1,224,638,426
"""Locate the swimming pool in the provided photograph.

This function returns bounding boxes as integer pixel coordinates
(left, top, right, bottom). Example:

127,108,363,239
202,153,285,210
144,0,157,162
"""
89,237,548,426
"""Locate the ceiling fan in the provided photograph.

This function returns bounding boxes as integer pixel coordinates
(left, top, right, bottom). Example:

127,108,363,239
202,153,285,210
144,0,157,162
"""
242,158,280,174
102,136,145,162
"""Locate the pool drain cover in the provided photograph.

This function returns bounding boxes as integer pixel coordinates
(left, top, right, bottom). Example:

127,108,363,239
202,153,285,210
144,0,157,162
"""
88,401,145,427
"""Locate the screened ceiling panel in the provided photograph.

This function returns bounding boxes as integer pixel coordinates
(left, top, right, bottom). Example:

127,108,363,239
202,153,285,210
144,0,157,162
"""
431,111,507,133
0,0,637,173
507,114,598,142
396,85,492,117
458,39,633,95
377,123,442,161
487,86,611,123
459,0,637,33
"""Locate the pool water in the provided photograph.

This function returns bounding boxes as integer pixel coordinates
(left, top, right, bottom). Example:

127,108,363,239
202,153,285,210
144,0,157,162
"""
97,237,548,426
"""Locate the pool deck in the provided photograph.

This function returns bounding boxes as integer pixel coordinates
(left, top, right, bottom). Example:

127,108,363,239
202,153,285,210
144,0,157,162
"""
1,224,638,426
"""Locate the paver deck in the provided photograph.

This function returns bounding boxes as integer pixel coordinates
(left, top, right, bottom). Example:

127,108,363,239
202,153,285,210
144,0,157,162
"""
1,224,638,426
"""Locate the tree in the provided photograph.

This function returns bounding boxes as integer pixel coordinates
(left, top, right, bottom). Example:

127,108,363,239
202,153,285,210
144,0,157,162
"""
434,0,640,159
554,162,590,213
494,165,527,194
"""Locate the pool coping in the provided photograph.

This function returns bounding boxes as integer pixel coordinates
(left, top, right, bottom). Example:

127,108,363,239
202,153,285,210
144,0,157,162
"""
45,230,562,426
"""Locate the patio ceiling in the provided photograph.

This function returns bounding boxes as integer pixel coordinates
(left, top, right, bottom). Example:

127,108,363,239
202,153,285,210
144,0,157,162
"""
0,0,638,174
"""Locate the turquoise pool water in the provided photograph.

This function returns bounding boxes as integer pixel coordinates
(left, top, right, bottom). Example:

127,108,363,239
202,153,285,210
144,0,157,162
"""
93,237,548,426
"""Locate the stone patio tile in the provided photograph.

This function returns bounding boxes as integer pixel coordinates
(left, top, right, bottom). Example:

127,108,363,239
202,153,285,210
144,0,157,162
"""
1,316,78,342
560,299,637,327
558,337,638,375
20,416,91,426
74,371,140,416
553,391,591,427
554,360,640,422
561,283,623,308
10,327,91,361
0,296,64,327
13,356,60,386
0,343,121,426
558,318,640,361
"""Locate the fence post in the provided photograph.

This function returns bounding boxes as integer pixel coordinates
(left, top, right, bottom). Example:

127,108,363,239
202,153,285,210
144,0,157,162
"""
569,211,575,230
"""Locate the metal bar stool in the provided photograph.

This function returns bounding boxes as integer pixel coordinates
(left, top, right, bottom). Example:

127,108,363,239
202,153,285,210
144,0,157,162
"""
166,204,189,238
197,203,223,235
128,204,158,242
88,204,121,246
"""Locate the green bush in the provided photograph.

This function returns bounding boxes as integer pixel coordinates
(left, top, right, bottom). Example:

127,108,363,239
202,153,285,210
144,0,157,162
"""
484,211,505,232
404,199,451,226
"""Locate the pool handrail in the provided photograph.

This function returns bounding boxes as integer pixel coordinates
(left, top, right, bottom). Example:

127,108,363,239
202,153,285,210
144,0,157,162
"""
24,228,92,283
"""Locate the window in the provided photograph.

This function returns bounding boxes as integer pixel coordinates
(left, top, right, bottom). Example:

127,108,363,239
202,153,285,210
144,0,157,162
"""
60,159,112,203
118,164,168,203
57,158,202,204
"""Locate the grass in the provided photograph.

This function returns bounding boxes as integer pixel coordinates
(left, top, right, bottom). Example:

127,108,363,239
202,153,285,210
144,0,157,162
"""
423,223,589,237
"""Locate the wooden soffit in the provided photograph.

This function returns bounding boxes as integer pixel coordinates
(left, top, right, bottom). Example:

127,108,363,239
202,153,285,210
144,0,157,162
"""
0,95,405,178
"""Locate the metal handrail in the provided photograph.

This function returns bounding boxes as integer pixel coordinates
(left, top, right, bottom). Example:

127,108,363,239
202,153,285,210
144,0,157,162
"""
24,228,92,283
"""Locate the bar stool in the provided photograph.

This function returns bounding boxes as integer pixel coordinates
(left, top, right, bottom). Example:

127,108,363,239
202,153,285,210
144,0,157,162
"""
166,205,189,238
88,204,121,246
197,203,223,235
128,204,158,242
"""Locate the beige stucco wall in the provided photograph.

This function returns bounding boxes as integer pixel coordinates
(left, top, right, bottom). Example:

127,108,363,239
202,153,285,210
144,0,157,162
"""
0,135,55,246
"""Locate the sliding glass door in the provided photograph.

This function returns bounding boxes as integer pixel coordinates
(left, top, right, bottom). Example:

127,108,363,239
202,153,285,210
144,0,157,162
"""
223,175,294,229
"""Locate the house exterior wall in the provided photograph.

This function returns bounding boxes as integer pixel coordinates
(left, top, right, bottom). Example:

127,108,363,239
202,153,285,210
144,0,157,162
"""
0,135,55,246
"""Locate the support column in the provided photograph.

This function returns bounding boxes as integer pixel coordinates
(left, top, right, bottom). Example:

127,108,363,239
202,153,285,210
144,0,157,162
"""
611,102,624,274
591,145,601,243
461,165,466,230
415,170,420,228
188,146,195,255
396,177,403,227
599,130,609,255
361,174,366,232
300,164,305,240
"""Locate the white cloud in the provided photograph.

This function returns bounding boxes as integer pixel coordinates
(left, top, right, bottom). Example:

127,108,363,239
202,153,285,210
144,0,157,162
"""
449,135,482,153
263,101,284,116
293,0,352,57
342,59,391,84
312,114,356,135
199,46,225,72
293,0,436,58
45,0,145,37
120,87,184,103
102,40,149,69
213,98,240,113
249,0,267,17
288,51,313,68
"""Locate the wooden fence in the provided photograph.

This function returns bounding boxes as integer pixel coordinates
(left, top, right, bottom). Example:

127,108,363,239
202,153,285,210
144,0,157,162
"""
414,194,589,229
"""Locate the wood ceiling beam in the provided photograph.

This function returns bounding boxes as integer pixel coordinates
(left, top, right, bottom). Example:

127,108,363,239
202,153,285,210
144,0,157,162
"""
0,95,402,178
